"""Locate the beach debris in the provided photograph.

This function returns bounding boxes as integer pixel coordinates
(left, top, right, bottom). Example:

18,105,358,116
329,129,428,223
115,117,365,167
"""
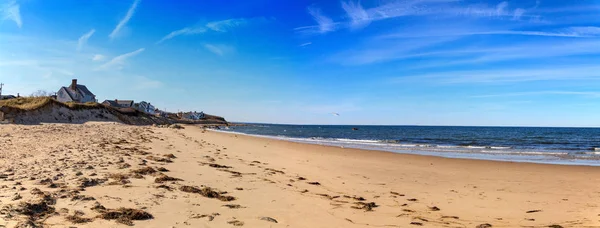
351,202,378,211
307,181,321,185
476,224,493,228
429,206,441,211
192,213,220,221
145,155,172,163
223,204,244,209
390,191,405,196
65,214,93,224
526,209,542,213
156,167,169,172
163,153,176,159
407,198,418,202
179,185,236,201
260,217,278,223
228,220,244,226
441,216,459,219
297,176,306,180
131,167,157,175
156,184,173,191
410,222,423,226
91,202,106,212
235,187,244,190
154,174,182,183
97,207,153,225
547,225,564,228
208,163,232,168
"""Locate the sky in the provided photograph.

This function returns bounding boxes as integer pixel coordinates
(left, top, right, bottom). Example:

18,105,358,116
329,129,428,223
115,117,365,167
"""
1,0,600,127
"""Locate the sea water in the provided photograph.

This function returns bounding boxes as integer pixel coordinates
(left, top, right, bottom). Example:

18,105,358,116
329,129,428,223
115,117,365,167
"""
217,124,600,166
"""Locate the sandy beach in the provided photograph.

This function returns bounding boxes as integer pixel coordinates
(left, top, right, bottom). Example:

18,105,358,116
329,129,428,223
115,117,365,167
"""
1,122,599,228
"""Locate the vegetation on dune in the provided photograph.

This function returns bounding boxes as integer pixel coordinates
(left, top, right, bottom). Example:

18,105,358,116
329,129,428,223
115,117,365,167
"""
0,97,102,111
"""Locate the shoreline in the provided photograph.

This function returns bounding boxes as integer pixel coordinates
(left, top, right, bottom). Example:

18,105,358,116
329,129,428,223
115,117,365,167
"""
1,122,599,227
209,128,600,167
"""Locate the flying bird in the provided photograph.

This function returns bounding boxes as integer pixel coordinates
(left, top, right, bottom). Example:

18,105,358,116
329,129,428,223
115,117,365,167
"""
331,112,340,116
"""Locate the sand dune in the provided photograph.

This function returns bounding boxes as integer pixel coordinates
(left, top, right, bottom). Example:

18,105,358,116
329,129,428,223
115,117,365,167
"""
0,122,599,227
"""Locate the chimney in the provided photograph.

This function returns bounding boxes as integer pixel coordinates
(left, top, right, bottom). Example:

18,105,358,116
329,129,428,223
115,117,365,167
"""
71,79,77,90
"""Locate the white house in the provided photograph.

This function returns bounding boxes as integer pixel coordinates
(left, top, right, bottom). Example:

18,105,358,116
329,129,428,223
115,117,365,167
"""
56,79,96,103
134,101,156,114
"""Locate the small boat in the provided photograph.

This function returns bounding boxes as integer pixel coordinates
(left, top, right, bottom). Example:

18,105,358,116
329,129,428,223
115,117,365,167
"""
352,128,359,131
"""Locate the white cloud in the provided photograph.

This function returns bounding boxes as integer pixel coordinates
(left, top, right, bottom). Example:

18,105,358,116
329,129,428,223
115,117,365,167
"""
306,6,337,34
395,65,600,84
92,54,105,61
204,44,225,56
1,0,21,28
472,91,600,98
109,0,141,40
299,42,312,47
341,1,370,29
156,27,207,44
512,8,525,20
157,18,254,44
495,1,509,16
97,48,144,70
77,29,95,51
206,18,248,32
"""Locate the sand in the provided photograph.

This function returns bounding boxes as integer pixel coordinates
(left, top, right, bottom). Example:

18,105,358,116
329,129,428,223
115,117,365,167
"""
0,122,599,228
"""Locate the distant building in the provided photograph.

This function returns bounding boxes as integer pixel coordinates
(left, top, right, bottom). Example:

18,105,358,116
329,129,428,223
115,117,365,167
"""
102,99,135,108
0,95,16,100
56,79,96,103
181,111,205,120
133,101,156,114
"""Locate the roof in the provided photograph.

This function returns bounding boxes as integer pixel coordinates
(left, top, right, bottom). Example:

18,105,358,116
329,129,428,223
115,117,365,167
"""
61,84,95,100
0,95,16,100
102,99,134,108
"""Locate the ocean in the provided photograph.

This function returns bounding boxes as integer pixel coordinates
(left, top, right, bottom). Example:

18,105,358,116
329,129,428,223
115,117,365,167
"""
217,124,600,166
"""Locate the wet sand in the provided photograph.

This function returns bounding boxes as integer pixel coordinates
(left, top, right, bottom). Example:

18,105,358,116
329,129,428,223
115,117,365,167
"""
1,122,599,227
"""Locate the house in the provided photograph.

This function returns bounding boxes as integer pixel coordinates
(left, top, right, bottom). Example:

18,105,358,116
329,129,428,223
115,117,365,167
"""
134,101,155,114
56,79,96,103
0,95,16,100
181,111,205,120
102,99,135,108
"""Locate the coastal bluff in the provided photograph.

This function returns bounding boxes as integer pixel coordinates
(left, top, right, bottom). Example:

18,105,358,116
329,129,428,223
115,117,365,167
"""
0,97,227,125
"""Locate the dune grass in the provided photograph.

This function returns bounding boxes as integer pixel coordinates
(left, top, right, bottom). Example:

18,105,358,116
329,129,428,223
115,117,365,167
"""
0,97,102,111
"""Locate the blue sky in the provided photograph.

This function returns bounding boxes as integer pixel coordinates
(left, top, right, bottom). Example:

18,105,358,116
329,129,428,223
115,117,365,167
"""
1,0,600,126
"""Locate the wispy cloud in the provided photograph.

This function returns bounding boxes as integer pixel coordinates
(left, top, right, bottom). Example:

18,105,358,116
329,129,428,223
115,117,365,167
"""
92,54,105,61
1,0,21,28
156,27,207,44
472,91,600,98
109,0,141,40
203,44,234,56
157,18,254,44
341,1,370,29
206,18,248,32
394,65,600,84
77,29,95,51
299,42,312,47
383,26,600,39
97,48,144,70
296,6,338,34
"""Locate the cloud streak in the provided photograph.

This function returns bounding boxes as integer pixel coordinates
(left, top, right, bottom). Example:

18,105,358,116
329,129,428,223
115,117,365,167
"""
97,48,144,70
77,29,95,51
1,0,21,28
109,0,141,40
472,91,600,98
203,44,234,56
296,6,338,34
341,1,370,29
157,18,254,44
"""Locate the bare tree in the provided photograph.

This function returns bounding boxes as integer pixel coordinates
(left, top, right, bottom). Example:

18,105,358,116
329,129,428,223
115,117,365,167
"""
30,90,53,97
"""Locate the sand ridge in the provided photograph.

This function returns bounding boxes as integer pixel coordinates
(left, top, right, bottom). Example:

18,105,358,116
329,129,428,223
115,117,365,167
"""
0,122,599,227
